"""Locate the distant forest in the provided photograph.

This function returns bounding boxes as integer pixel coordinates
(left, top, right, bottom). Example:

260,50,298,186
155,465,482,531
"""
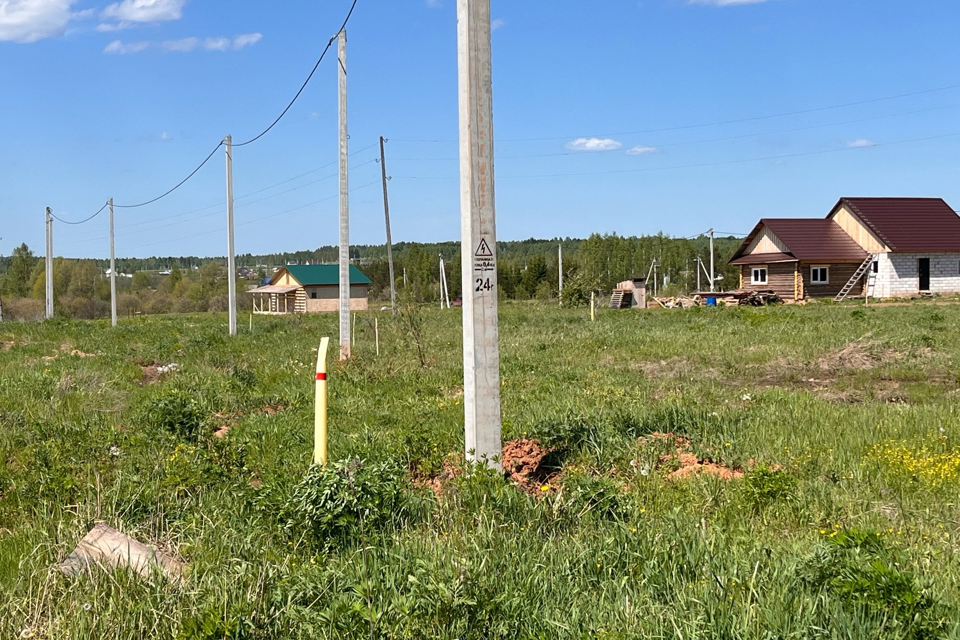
0,234,743,320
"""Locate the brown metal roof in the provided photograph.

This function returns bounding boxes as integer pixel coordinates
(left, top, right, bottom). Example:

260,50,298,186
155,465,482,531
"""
834,198,960,252
762,218,869,262
728,218,868,264
729,252,796,266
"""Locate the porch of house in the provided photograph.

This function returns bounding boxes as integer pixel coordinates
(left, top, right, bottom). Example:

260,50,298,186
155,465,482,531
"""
249,285,304,315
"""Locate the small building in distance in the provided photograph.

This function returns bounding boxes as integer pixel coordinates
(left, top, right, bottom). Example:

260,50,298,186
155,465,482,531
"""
730,197,960,301
249,264,372,314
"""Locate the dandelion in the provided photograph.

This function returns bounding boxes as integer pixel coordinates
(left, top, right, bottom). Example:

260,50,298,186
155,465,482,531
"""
541,485,549,492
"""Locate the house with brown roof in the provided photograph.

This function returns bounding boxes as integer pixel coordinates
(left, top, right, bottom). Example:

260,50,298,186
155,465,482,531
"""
730,197,960,301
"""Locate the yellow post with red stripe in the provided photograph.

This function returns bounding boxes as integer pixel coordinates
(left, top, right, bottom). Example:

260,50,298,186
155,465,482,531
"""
314,337,330,466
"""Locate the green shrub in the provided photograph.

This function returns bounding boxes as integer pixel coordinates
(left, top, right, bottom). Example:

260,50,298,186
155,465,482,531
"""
146,389,204,440
282,458,412,546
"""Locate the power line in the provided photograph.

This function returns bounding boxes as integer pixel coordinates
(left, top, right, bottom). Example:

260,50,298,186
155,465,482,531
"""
50,201,109,225
233,0,360,147
70,0,361,216
393,131,960,180
113,141,224,209
389,102,960,162
391,82,960,144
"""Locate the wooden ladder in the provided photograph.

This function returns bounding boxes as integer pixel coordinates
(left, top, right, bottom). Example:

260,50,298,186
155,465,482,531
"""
835,254,875,302
609,290,629,309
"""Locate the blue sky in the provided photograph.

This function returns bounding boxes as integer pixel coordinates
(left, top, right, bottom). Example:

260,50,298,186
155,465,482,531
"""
1,0,959,259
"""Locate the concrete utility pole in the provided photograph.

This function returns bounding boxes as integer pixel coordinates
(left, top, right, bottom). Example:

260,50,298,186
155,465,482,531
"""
45,208,53,319
225,135,237,336
338,29,351,360
558,243,563,306
440,257,451,309
709,228,716,293
458,0,501,469
109,198,117,327
379,136,397,316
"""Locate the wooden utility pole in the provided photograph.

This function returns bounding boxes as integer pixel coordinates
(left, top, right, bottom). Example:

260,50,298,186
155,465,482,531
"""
709,228,716,293
45,208,53,319
225,135,237,336
379,136,397,316
338,29,351,360
109,198,117,327
458,0,501,469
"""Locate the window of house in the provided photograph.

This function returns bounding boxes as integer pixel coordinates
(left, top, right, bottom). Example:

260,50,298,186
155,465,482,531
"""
310,292,317,299
751,267,768,285
811,266,829,284
872,261,879,274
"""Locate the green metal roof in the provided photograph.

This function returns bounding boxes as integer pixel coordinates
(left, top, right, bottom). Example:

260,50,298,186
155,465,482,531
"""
280,264,372,286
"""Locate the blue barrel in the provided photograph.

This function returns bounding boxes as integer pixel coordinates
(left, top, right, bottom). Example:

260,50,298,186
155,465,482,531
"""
706,297,718,307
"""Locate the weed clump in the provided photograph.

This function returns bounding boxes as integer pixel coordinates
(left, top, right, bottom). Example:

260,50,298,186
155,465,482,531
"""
799,527,946,637
282,458,413,546
741,466,797,513
146,389,204,440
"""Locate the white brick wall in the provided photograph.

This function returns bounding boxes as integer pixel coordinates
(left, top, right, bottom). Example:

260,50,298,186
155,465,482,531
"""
871,252,960,298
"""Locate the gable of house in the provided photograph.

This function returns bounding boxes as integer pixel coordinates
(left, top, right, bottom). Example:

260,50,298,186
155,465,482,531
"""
828,198,960,253
729,218,867,265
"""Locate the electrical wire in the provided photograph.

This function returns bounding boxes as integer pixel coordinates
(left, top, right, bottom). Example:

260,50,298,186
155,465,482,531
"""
391,82,960,144
50,201,109,225
389,102,960,162
233,0,359,147
113,141,224,209
393,131,960,180
70,0,360,217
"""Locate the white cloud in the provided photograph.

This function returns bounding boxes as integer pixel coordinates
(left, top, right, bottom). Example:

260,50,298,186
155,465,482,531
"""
203,36,228,51
425,0,441,7
0,0,75,43
160,131,172,140
626,145,657,155
848,139,878,148
566,137,622,152
161,36,195,51
103,38,149,54
491,18,504,31
232,32,261,49
101,0,183,23
689,0,771,5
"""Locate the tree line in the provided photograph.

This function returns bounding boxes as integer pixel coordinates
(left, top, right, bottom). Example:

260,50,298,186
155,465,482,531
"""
0,234,742,320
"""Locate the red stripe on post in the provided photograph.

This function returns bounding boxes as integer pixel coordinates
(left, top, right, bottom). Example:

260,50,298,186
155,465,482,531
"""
316,373,327,381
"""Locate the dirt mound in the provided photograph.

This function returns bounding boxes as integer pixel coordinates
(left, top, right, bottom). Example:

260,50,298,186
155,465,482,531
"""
665,452,744,481
648,434,744,481
502,439,559,493
817,342,882,372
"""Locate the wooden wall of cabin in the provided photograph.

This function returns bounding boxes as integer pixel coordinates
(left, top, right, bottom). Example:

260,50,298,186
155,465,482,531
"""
739,263,798,300
800,262,863,299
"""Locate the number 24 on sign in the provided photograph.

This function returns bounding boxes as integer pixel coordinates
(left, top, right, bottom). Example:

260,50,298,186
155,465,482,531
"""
475,278,494,292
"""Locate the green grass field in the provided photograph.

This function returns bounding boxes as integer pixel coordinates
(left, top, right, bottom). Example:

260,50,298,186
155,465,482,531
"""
2,301,960,639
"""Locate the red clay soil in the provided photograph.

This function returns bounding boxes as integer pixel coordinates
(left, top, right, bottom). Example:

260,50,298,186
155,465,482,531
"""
501,438,559,493
645,433,744,481
415,457,463,497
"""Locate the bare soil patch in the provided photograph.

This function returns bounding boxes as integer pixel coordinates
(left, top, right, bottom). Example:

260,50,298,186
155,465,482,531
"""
645,432,744,481
502,438,560,493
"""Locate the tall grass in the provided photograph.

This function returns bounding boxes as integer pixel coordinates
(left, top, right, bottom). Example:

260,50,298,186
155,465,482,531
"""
1,302,959,638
